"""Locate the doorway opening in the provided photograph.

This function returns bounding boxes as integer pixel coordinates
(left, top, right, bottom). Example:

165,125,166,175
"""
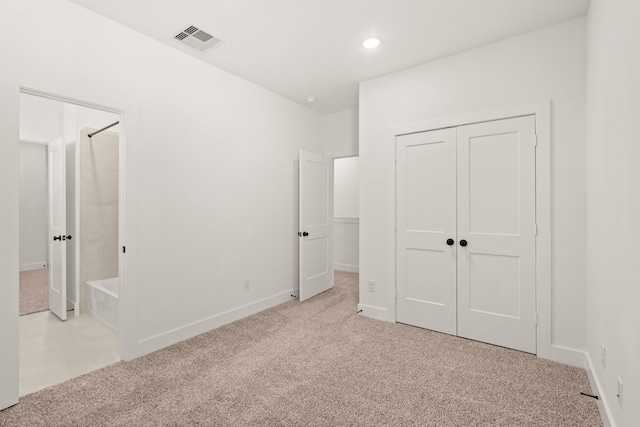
332,156,359,303
18,89,123,396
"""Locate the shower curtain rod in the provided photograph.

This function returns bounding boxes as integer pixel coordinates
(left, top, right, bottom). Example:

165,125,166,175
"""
88,121,119,138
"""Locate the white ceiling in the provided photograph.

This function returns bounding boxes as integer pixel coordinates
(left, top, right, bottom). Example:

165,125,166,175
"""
70,0,591,115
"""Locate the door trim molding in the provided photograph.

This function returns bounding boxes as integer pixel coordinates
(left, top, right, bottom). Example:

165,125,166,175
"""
385,101,582,367
0,80,21,411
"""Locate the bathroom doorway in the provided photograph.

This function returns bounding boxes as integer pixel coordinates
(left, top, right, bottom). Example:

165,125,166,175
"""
18,90,123,396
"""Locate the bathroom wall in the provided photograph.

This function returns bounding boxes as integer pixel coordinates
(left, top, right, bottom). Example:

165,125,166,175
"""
18,142,48,271
79,128,119,313
64,104,120,311
65,138,76,308
19,94,64,273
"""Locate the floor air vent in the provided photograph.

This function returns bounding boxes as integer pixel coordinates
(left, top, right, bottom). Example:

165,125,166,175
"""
174,25,223,53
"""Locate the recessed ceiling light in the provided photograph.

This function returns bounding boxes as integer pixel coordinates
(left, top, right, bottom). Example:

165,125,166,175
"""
306,96,317,104
362,37,382,49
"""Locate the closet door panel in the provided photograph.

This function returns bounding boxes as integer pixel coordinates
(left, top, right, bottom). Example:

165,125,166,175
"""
457,116,536,354
396,128,457,335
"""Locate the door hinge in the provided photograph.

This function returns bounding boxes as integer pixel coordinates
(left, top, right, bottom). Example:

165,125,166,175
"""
535,312,539,325
533,134,538,146
534,223,538,236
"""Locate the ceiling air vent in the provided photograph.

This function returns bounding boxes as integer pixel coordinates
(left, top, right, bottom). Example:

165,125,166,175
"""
173,25,223,53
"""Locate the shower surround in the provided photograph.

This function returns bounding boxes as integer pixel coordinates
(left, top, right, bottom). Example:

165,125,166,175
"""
79,128,119,314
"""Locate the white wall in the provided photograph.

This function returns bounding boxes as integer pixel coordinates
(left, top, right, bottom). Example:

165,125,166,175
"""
19,142,48,271
323,108,358,158
323,110,360,273
334,157,359,272
586,0,640,425
334,157,359,218
0,0,323,372
65,139,76,308
18,93,63,274
333,220,359,273
359,19,587,362
19,95,62,143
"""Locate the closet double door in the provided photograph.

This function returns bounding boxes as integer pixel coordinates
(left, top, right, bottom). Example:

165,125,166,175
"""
396,116,536,353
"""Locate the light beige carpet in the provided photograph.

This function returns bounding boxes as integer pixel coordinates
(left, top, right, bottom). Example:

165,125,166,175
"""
1,271,601,426
19,268,49,316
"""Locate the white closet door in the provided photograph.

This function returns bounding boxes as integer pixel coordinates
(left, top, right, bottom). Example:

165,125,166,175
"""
396,128,457,335
456,116,536,353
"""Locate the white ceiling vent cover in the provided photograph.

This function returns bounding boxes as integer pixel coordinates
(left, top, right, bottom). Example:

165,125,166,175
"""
174,25,223,53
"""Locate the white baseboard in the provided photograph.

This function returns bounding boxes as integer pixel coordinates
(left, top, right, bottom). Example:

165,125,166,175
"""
131,289,296,359
334,263,359,273
537,343,586,368
20,262,47,272
357,303,389,322
585,352,616,427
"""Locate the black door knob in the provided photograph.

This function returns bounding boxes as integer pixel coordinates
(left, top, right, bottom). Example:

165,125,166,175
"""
460,240,468,247
66,235,72,240
446,238,454,246
302,231,309,237
53,235,61,241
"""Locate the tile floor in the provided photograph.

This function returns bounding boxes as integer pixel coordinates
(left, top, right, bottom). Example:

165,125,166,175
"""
19,310,120,396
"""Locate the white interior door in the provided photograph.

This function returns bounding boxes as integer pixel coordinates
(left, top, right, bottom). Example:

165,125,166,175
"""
299,150,333,301
456,116,536,353
48,137,67,321
396,129,457,335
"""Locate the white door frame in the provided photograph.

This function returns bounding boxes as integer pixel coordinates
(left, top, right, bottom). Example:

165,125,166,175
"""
386,102,579,366
17,86,139,362
0,80,21,411
298,148,358,297
1,81,139,411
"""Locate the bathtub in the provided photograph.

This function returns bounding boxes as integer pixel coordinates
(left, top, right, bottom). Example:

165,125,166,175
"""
86,277,120,334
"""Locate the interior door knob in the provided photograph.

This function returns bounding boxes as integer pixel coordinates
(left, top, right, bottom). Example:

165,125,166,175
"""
446,238,454,246
302,231,309,237
53,235,61,241
66,235,72,240
460,239,468,247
